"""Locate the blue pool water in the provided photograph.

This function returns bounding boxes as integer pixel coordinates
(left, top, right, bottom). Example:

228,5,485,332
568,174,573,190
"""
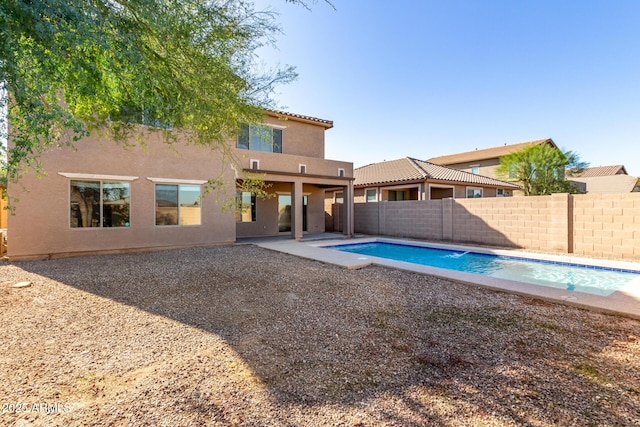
330,242,640,296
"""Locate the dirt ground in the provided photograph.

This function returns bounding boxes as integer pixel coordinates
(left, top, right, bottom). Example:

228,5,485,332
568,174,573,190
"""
1,245,639,426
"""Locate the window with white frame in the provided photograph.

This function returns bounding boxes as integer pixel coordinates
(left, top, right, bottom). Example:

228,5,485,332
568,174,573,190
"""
497,189,504,197
70,180,131,228
155,184,202,226
470,164,480,174
335,191,344,204
466,187,483,198
237,124,283,153
366,189,377,202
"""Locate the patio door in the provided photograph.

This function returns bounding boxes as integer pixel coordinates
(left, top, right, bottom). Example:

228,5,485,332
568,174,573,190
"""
278,194,308,232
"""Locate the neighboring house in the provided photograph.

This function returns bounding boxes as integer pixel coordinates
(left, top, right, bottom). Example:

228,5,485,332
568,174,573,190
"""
568,165,640,194
8,110,354,260
427,138,557,180
347,157,520,203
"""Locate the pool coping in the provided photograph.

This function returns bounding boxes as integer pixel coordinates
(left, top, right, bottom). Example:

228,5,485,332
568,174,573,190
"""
254,236,640,320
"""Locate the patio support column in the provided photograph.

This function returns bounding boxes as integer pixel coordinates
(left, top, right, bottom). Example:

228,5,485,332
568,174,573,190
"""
343,181,354,237
291,180,304,240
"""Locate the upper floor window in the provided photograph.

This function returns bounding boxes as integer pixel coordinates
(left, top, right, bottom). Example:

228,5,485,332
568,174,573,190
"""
110,104,172,129
470,164,480,175
237,124,282,153
70,180,130,228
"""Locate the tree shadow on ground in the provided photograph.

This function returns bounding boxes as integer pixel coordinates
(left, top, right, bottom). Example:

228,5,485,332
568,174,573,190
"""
8,245,640,426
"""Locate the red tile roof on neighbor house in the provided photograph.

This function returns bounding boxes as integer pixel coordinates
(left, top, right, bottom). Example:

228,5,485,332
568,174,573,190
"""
354,157,520,188
267,109,334,129
571,165,628,178
427,138,556,165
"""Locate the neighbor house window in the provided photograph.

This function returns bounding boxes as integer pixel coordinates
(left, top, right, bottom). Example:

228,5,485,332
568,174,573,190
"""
497,189,504,197
237,124,283,153
335,191,344,204
470,165,480,174
155,184,201,226
70,180,130,228
366,189,378,202
466,187,483,198
236,191,256,222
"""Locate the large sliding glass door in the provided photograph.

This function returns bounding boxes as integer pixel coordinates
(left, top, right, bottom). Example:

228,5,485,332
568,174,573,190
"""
277,194,307,233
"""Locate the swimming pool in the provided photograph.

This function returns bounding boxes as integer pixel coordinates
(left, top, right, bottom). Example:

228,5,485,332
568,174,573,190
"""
329,242,640,296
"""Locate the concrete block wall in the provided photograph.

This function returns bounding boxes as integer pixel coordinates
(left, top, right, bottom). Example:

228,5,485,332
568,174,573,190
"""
353,200,443,239
453,194,570,252
572,193,640,259
354,193,640,260
353,202,380,235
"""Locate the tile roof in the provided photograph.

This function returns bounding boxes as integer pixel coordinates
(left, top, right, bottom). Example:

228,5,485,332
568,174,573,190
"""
355,157,520,188
427,138,556,165
267,109,333,128
571,165,627,178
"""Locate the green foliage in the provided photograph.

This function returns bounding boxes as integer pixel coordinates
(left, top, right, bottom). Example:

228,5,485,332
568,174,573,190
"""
497,143,588,196
0,0,299,184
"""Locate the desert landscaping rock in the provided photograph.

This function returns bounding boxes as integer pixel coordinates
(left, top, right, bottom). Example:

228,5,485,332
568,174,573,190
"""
11,281,32,288
0,245,639,426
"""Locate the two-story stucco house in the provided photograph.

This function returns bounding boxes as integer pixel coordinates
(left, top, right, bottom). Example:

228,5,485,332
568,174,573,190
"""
567,165,640,194
427,138,557,180
7,110,354,260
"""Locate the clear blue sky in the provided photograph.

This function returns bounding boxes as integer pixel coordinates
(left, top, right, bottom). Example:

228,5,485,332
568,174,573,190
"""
255,0,640,175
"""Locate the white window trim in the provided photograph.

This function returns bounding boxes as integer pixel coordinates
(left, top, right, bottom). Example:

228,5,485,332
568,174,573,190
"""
147,177,207,185
298,164,307,174
337,167,345,177
470,164,480,174
466,186,483,198
250,159,260,170
59,172,138,181
428,184,455,200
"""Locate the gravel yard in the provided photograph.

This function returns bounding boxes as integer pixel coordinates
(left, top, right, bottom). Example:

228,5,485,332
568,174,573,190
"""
1,244,639,426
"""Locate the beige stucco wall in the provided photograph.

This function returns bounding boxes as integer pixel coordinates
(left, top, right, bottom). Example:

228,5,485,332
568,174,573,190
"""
354,193,640,260
8,131,237,260
443,159,502,179
262,113,326,159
